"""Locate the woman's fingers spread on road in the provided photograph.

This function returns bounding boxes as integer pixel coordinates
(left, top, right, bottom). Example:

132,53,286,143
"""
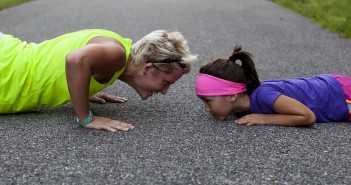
84,116,134,132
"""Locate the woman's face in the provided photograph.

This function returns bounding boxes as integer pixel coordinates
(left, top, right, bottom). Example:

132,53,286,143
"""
136,66,183,100
199,96,234,120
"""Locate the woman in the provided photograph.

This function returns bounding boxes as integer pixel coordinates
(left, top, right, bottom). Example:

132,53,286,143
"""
0,29,197,132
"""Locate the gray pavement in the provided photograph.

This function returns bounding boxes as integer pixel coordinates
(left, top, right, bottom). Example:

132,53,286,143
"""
1,0,351,184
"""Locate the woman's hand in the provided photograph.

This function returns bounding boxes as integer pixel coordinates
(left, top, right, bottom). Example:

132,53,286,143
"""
84,116,134,132
89,92,127,104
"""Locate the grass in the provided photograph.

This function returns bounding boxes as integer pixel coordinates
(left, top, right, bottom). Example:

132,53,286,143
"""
0,0,30,10
271,0,351,39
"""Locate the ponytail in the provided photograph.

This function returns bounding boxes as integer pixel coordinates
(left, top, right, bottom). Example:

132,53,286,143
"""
199,44,261,95
228,44,260,94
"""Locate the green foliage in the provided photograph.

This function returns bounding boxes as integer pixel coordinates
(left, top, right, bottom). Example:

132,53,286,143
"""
272,0,351,39
0,0,30,10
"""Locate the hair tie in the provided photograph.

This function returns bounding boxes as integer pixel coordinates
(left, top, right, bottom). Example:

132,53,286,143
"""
228,55,237,63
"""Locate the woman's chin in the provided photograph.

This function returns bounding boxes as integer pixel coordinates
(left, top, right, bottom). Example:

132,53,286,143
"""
139,92,151,100
140,95,149,100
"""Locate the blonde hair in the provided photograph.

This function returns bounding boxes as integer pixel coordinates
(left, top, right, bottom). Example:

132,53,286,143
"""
130,30,197,73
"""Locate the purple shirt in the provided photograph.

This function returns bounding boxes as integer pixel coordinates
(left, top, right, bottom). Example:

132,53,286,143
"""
249,74,348,122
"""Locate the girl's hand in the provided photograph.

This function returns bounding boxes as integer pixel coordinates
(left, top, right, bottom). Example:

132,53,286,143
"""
84,116,134,132
89,92,128,104
235,114,270,126
234,95,317,127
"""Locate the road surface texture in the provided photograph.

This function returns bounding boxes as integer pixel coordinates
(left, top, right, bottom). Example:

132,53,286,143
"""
1,0,351,184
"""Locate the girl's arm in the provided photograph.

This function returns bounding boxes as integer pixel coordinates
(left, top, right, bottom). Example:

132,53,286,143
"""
235,95,317,126
65,43,134,132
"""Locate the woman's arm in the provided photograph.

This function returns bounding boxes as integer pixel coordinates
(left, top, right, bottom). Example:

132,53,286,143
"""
235,95,317,126
65,43,134,132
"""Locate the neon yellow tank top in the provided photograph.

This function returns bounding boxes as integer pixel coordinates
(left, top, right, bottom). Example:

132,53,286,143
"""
0,29,132,113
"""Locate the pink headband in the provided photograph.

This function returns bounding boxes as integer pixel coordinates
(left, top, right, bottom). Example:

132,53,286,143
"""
195,73,247,96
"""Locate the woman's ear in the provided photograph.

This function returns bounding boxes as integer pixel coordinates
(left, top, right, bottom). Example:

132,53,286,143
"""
143,63,153,75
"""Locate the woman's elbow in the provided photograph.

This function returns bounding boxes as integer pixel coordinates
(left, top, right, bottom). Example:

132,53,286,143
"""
65,52,83,71
66,53,77,67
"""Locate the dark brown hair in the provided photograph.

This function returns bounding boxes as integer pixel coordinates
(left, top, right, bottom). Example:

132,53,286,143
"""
199,44,261,95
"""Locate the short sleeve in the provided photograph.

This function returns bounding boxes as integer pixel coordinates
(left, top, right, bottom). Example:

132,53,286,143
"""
250,85,282,114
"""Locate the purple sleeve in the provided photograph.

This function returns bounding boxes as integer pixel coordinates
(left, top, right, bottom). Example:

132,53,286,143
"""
250,85,282,114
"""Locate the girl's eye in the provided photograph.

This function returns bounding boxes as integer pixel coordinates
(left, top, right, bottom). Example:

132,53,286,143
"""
163,81,171,86
203,99,210,103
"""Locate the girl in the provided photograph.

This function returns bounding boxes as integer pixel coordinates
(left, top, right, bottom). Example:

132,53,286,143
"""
0,29,197,132
195,44,351,127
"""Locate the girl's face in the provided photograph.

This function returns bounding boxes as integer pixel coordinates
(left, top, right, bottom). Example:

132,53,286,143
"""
199,96,234,120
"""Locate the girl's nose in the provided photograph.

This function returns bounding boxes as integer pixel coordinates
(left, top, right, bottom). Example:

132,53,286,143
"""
204,104,210,112
161,85,170,95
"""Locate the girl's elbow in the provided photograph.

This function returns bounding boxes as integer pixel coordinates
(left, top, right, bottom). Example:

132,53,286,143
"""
295,112,316,126
304,112,316,126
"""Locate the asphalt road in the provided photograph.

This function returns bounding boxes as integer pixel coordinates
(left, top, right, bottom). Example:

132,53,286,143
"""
1,0,351,184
